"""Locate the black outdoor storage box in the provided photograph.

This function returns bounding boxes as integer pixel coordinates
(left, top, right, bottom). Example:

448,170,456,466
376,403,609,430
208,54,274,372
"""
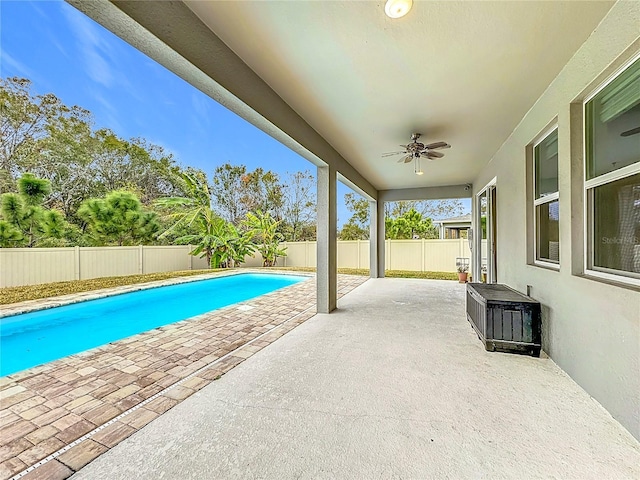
466,283,541,357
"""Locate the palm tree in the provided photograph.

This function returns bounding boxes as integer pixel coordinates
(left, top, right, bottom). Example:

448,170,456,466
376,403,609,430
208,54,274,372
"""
155,169,213,238
156,170,254,267
243,210,287,267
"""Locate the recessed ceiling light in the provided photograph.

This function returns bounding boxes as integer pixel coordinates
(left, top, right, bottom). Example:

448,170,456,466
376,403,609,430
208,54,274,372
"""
385,0,413,19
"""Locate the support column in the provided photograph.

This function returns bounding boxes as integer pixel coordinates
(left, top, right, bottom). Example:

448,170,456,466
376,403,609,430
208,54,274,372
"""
375,199,386,278
369,200,384,278
317,165,337,313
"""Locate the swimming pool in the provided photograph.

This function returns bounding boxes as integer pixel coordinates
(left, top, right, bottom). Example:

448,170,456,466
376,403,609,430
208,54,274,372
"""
0,273,307,377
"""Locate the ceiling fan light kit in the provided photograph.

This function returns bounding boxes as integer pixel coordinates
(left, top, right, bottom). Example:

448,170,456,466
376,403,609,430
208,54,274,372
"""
384,0,413,19
414,157,424,175
382,133,451,175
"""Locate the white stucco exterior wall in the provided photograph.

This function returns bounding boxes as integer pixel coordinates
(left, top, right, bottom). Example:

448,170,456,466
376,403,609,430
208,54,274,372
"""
472,1,640,438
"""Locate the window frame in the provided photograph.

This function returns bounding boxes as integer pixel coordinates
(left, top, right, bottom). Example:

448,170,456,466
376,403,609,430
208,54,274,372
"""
582,52,640,287
532,125,560,269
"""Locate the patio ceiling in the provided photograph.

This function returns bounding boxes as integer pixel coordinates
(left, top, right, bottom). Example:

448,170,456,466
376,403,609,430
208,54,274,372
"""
184,1,613,190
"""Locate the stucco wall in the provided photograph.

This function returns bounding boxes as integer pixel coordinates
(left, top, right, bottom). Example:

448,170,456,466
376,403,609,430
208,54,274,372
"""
472,2,640,438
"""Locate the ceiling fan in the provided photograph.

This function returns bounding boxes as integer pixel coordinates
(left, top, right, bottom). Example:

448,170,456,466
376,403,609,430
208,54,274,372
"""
382,133,451,175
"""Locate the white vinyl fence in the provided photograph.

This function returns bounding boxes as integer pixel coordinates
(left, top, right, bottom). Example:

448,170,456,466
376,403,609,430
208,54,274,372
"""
0,246,208,288
279,238,475,272
0,239,476,288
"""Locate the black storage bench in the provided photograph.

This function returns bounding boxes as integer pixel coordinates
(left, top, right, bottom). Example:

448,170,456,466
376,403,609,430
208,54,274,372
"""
466,283,541,357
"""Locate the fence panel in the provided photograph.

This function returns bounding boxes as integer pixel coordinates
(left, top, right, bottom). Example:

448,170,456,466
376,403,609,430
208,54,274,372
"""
304,242,317,268
79,247,139,280
359,241,370,269
423,239,462,272
282,242,316,267
143,246,192,274
337,241,360,269
388,240,423,271
191,255,209,270
0,248,76,287
242,254,264,268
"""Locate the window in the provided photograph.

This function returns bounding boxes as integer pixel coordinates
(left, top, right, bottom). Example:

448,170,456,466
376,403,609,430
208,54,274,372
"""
534,128,559,265
585,56,640,282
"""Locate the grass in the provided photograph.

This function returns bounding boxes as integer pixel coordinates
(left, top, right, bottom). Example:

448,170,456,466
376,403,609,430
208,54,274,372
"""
276,266,458,281
0,269,220,305
1,267,457,306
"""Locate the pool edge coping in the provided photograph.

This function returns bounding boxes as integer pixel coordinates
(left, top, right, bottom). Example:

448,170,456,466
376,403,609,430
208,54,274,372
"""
0,269,314,320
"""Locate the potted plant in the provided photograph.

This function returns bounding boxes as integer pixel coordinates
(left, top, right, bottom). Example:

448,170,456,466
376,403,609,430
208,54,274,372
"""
457,264,469,283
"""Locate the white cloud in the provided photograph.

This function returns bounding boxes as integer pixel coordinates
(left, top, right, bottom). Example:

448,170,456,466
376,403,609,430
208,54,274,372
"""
61,4,116,88
191,92,212,120
29,1,46,18
0,48,35,78
91,90,124,134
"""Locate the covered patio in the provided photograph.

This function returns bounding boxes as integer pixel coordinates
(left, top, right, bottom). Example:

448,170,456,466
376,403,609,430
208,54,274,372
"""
61,0,640,458
70,278,640,479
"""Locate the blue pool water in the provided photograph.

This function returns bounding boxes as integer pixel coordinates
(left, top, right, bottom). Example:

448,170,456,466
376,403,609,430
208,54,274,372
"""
0,273,306,377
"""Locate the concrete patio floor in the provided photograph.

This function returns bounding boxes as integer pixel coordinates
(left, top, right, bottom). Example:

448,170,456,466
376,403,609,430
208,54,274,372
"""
71,278,640,479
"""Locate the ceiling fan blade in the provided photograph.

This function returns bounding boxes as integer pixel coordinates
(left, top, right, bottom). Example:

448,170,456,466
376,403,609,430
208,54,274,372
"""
397,156,408,163
381,151,406,157
424,141,451,150
621,126,640,137
403,155,413,163
423,150,444,159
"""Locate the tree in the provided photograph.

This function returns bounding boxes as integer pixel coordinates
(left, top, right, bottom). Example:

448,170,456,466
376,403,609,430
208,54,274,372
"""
386,208,438,239
211,163,246,225
154,168,212,240
26,110,96,218
0,220,22,247
341,192,466,240
340,192,370,240
211,163,284,225
0,173,67,247
211,222,255,268
89,131,184,205
1,78,66,192
386,199,465,220
281,170,316,241
155,169,253,267
171,208,254,268
243,210,287,267
241,168,284,219
1,77,189,234
78,190,159,246
339,222,368,241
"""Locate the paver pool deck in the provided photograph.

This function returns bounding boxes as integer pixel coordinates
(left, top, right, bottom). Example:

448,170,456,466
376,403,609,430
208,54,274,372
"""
0,272,367,480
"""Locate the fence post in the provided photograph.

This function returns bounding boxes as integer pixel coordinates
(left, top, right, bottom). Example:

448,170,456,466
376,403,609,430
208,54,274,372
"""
421,238,425,272
386,239,391,271
304,241,309,268
284,242,288,267
188,245,193,270
138,245,144,274
357,240,361,269
74,246,80,280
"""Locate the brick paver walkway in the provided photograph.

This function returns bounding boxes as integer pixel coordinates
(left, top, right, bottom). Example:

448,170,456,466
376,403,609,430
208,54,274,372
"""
0,272,368,480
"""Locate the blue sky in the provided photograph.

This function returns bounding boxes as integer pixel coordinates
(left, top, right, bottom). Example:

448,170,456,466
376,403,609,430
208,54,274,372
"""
1,0,359,223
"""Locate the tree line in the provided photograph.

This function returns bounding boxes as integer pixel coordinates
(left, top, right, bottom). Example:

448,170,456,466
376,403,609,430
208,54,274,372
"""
0,76,465,264
340,193,464,240
0,77,316,265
